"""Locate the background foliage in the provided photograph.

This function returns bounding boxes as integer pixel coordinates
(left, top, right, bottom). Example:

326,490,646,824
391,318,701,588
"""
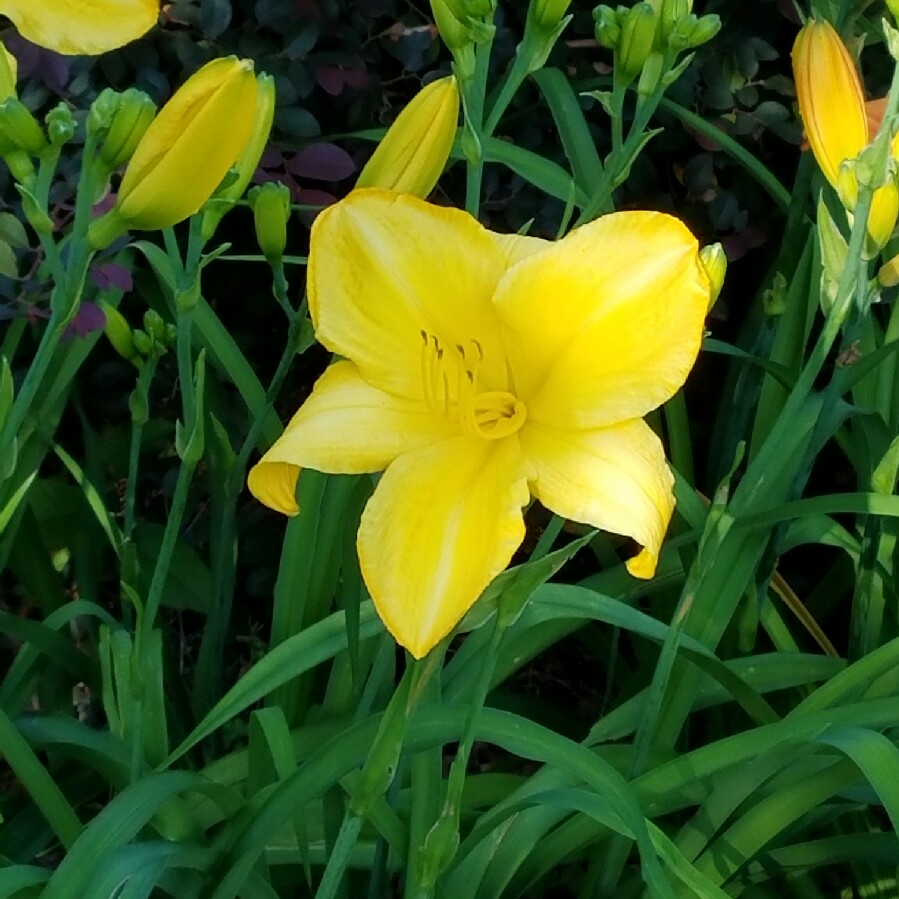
5,0,899,898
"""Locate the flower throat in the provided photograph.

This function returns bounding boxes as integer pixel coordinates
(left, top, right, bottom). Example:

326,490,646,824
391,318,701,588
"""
419,330,526,440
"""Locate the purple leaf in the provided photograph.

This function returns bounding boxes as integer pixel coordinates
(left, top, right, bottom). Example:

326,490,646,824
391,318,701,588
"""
5,35,70,93
315,60,369,96
259,147,285,170
92,263,134,293
288,143,355,182
63,302,106,340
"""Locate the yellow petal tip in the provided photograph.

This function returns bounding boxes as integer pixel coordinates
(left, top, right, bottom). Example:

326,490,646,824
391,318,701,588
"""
247,461,301,517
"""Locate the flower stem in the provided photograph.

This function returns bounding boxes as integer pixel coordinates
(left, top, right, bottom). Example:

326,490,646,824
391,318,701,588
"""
463,39,494,217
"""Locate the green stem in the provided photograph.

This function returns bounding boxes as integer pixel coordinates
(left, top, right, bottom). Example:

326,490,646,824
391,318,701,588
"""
414,619,505,896
194,301,300,719
316,655,440,897
483,45,533,137
463,39,494,216
577,68,670,225
141,456,197,636
0,136,102,468
176,310,195,430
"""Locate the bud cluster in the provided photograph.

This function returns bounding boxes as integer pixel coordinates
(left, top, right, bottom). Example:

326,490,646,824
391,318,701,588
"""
593,0,720,84
430,0,497,80
101,303,176,367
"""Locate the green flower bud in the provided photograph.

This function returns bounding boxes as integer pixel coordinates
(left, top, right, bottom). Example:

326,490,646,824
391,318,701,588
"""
698,242,726,310
142,308,168,344
652,0,690,46
444,0,493,18
249,181,291,263
636,50,664,97
532,0,572,32
671,12,719,50
593,5,621,49
816,198,847,312
129,386,149,425
99,300,139,364
132,328,153,357
617,3,657,82
45,102,75,147
431,0,470,51
100,88,156,169
0,98,47,155
88,88,120,137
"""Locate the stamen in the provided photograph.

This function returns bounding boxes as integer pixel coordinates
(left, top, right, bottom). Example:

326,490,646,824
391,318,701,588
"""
420,330,435,412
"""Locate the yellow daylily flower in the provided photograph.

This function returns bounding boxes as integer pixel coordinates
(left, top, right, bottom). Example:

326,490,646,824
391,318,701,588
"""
90,57,258,244
792,19,899,246
248,190,710,658
356,75,460,198
2,0,158,56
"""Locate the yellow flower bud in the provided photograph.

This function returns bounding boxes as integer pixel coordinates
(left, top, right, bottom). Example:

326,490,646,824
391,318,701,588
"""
201,72,276,241
793,19,899,250
792,19,867,193
356,76,460,198
92,57,258,241
878,251,899,287
220,73,275,204
868,180,899,252
699,242,726,310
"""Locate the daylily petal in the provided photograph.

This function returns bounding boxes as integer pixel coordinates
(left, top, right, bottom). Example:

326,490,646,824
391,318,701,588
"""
491,231,550,267
357,435,530,658
247,460,302,517
3,0,158,55
520,418,674,578
495,210,708,430
792,19,867,189
247,361,457,515
308,189,509,398
259,359,458,474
